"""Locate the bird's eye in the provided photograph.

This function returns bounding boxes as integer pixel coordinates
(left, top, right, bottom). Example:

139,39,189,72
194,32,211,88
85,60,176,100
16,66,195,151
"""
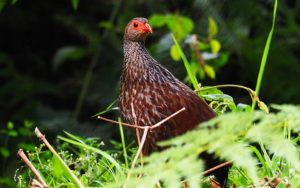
133,23,138,28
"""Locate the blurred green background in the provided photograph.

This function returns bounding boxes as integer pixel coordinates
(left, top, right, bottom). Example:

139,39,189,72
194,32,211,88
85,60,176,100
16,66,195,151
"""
0,0,299,186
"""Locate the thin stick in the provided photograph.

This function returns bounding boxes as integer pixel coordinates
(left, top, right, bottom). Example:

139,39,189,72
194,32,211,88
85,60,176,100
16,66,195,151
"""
131,103,144,167
127,126,150,181
17,149,48,188
98,116,143,129
181,160,233,184
98,107,186,130
201,160,233,175
151,107,185,129
30,179,47,188
34,127,84,188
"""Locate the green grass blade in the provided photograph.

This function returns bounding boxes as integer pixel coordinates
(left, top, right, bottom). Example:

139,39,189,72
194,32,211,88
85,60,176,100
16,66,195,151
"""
252,0,278,110
171,34,198,89
118,117,128,169
250,145,272,177
63,131,85,144
91,99,118,117
58,136,124,177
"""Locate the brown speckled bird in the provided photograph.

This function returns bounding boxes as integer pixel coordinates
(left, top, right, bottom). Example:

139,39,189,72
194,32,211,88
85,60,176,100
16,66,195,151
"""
119,17,229,187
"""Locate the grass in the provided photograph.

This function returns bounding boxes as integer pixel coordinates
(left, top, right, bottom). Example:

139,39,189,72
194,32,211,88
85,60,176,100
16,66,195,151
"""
15,1,300,187
251,0,278,110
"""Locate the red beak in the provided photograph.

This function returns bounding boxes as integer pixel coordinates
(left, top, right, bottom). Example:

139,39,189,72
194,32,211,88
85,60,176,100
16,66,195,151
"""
143,23,153,33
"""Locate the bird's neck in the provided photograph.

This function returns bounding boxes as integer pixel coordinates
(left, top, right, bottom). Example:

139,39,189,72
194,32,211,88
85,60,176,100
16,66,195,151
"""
123,40,150,64
122,39,153,81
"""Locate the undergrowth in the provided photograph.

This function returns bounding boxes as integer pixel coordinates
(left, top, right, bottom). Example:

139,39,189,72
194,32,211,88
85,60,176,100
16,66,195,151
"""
15,0,300,187
15,105,300,187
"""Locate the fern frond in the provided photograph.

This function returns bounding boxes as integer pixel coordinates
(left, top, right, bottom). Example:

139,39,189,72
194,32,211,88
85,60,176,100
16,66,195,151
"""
107,104,300,187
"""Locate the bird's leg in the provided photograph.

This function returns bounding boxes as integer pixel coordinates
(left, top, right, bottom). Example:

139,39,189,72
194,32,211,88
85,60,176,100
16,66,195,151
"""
131,103,144,167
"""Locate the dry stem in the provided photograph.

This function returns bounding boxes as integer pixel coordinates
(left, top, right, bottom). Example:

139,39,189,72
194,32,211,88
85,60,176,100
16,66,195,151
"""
98,107,185,130
126,126,150,181
17,149,48,188
131,103,144,167
34,127,84,188
181,160,233,185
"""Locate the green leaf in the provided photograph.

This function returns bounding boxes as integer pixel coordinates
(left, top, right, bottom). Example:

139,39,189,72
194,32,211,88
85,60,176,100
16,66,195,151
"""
252,0,278,110
17,142,35,151
58,136,124,177
168,15,194,40
24,120,34,128
171,34,198,89
197,86,223,96
53,46,86,70
8,130,18,137
52,155,66,178
208,17,218,38
277,183,286,188
92,99,118,117
0,177,15,186
7,121,13,129
204,64,216,79
71,0,79,11
250,146,272,177
118,118,128,169
210,39,221,53
148,14,167,27
18,128,32,136
237,103,252,112
0,0,6,13
98,21,114,29
149,14,194,41
11,0,17,5
170,45,181,61
64,131,85,144
0,147,10,158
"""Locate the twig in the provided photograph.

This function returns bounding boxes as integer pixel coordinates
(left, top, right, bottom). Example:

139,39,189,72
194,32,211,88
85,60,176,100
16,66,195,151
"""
151,107,185,129
97,116,143,129
131,103,144,167
34,127,84,188
126,126,150,181
98,107,186,183
30,179,47,188
98,107,186,130
17,149,48,188
181,160,233,184
201,160,233,176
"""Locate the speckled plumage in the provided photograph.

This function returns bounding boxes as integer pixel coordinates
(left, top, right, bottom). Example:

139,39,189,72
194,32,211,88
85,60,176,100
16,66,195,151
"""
118,18,229,188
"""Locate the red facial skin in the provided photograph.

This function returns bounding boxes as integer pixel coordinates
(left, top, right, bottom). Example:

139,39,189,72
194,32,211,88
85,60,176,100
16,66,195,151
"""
131,20,153,34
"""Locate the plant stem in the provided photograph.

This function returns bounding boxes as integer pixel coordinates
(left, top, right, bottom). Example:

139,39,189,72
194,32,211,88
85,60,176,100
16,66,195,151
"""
118,117,129,169
35,127,84,188
17,149,48,187
251,0,278,110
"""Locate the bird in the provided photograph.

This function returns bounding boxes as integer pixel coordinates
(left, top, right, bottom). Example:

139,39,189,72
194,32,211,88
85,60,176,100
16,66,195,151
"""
118,17,229,188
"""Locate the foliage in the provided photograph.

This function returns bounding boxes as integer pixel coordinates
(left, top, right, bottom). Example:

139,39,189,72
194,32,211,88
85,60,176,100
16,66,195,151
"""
1,0,300,187
150,14,228,80
251,0,277,110
15,132,136,187
15,105,300,187
0,120,35,186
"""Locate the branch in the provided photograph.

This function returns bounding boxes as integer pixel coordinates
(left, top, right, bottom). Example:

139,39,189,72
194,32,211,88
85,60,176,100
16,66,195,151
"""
17,149,48,188
98,107,186,130
34,127,84,188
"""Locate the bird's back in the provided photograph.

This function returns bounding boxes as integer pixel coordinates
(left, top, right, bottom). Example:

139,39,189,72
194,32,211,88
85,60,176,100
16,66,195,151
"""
119,40,216,153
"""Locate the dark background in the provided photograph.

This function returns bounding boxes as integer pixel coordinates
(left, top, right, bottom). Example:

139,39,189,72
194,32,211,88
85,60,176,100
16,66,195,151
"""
0,0,299,186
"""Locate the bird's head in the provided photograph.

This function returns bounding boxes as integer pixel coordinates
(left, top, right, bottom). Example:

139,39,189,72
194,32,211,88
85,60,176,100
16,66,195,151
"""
124,17,152,42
